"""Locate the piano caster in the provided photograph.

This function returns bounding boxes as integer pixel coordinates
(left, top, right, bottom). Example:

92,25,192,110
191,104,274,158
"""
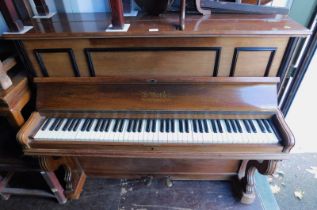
164,177,173,188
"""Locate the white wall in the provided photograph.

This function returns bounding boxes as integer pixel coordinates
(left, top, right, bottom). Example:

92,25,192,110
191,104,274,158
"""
41,0,110,13
286,51,317,153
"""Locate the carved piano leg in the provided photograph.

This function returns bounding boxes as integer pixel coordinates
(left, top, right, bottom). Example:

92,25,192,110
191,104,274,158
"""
39,157,87,200
238,160,278,204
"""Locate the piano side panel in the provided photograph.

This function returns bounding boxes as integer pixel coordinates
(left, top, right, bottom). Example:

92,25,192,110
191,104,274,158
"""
35,78,278,112
78,157,240,180
21,37,288,78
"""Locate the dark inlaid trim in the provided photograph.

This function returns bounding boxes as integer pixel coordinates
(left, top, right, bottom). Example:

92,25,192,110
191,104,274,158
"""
84,47,221,77
230,47,277,77
34,48,80,77
14,41,36,76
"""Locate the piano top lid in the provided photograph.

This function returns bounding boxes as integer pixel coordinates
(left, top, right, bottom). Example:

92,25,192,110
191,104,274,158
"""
34,77,280,113
1,13,310,40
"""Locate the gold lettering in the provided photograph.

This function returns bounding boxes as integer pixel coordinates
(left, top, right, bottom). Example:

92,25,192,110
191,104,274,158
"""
140,91,168,99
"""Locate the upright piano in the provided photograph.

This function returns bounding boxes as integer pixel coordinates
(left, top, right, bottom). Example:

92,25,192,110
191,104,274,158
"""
2,11,309,204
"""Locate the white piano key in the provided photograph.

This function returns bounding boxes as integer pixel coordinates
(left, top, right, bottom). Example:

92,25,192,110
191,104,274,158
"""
34,118,54,140
33,117,281,145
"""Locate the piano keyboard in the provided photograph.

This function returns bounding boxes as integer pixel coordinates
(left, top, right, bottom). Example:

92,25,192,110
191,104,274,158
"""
33,118,279,144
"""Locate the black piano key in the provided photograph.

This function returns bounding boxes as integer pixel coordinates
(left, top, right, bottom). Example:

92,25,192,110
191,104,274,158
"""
62,119,72,131
179,119,184,133
115,119,121,132
113,119,120,132
185,120,189,133
41,118,52,131
234,120,242,133
54,119,64,131
94,119,102,132
171,119,175,133
243,120,251,133
49,118,58,131
81,119,89,131
193,120,198,133
256,119,266,133
146,119,151,132
210,120,217,133
132,119,138,132
230,120,237,133
248,120,257,133
262,120,272,133
68,119,76,131
160,119,164,133
165,119,170,133
99,119,106,132
203,120,209,133
104,119,111,132
127,119,133,132
138,119,143,132
216,120,223,133
119,119,125,132
198,120,203,133
224,120,232,133
74,119,82,131
151,119,156,132
70,119,78,131
86,119,94,131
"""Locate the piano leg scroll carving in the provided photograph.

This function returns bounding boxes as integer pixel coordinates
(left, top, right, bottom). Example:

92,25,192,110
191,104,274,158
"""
39,157,87,200
238,160,278,204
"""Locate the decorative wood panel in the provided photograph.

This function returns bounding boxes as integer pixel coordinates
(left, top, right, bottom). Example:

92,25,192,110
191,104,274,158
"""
85,47,221,77
230,47,277,77
34,49,80,77
22,37,289,77
78,157,240,179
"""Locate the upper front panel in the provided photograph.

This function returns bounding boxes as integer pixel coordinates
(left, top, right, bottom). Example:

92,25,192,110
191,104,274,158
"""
23,37,288,78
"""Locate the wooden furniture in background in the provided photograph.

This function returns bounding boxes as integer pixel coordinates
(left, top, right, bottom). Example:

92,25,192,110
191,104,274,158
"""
197,0,289,15
0,0,24,32
13,0,34,22
0,57,16,90
0,57,30,128
109,0,125,29
0,56,67,203
0,157,66,204
33,0,50,16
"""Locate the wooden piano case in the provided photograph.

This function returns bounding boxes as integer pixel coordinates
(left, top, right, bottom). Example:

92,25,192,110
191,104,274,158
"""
1,11,308,204
17,76,294,204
